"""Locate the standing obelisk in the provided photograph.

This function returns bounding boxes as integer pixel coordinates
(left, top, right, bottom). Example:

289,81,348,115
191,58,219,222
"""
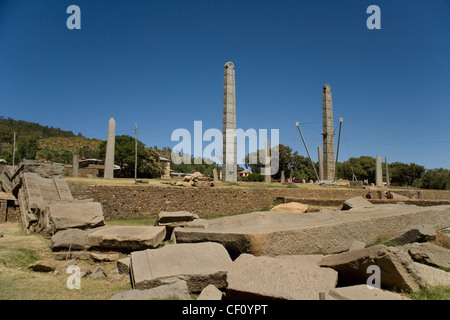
222,62,237,182
322,84,335,181
104,117,116,179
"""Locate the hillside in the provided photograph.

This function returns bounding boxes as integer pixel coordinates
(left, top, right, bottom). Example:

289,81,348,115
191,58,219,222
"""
0,117,100,164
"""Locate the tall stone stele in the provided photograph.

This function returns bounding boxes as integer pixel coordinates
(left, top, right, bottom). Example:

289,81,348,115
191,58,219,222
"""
222,62,237,182
322,84,335,181
104,117,116,179
375,155,383,187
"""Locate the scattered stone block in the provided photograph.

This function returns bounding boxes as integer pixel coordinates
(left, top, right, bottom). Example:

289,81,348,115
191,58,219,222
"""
319,245,425,292
328,285,410,300
28,260,56,273
226,254,338,300
390,224,436,246
62,259,77,269
197,284,223,300
46,200,105,233
91,266,108,278
403,242,450,269
117,257,131,274
413,262,450,286
109,280,191,300
342,196,374,211
79,266,92,278
269,202,309,213
49,228,90,251
87,225,166,251
130,242,233,292
90,252,120,262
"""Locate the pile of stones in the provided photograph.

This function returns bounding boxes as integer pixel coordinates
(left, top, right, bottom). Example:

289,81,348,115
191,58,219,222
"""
174,172,214,188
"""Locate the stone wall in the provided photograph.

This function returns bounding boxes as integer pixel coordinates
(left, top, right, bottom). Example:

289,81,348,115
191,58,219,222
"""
80,185,450,220
5,184,450,222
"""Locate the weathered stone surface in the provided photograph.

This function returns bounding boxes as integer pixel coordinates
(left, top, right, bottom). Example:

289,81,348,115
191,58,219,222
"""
197,284,223,300
156,211,197,225
130,242,233,292
319,245,425,292
175,204,450,258
403,242,450,269
349,241,366,251
117,257,131,274
109,280,191,300
49,228,90,251
46,200,105,233
269,202,309,213
328,285,410,300
91,266,107,278
87,225,166,251
90,252,120,262
227,254,338,300
28,260,56,272
413,262,450,286
390,224,436,246
342,196,374,211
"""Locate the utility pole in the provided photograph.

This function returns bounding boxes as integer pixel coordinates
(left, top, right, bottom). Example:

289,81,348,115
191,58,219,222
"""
12,132,16,166
134,123,138,183
334,118,343,182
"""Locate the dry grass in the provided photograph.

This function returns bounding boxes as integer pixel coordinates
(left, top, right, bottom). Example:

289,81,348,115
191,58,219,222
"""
0,223,131,300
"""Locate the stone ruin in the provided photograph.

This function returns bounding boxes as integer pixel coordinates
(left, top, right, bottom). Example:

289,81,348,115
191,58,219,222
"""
1,161,449,300
0,160,105,235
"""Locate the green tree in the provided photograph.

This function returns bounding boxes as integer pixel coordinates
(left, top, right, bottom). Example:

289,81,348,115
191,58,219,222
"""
99,135,163,178
421,168,450,190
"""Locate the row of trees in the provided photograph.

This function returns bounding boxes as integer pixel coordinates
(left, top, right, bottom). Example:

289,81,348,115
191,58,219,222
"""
244,144,450,190
0,116,448,189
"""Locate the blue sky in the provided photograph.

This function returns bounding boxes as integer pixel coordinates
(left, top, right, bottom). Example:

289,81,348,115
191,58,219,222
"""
1,0,449,169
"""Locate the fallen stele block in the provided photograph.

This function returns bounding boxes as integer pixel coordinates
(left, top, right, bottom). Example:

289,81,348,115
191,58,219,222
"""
87,225,166,252
319,245,426,292
328,285,410,300
226,254,338,300
174,204,450,258
130,242,233,293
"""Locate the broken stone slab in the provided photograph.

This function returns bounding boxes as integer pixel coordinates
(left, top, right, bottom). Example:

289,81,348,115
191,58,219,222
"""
46,199,105,233
175,204,450,258
226,254,338,300
87,225,166,252
156,211,198,225
269,202,309,213
403,242,450,269
109,280,191,300
54,251,91,260
328,285,410,300
155,211,199,240
197,284,223,300
49,228,90,251
28,260,56,272
390,224,437,246
413,262,450,286
117,257,130,274
130,242,233,293
319,245,426,292
342,196,374,211
90,252,120,262
91,266,108,278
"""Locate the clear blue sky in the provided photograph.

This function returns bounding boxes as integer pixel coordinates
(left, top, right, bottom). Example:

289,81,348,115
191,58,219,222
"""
1,0,449,169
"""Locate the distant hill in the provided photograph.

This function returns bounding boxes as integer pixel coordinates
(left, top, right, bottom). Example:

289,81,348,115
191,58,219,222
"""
0,116,79,143
0,116,101,164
